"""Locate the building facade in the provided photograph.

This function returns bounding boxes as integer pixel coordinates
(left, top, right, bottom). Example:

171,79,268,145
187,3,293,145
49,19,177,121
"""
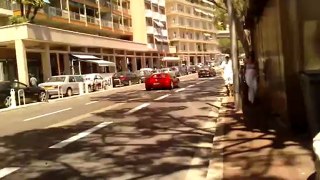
165,0,219,65
131,0,170,68
247,0,320,135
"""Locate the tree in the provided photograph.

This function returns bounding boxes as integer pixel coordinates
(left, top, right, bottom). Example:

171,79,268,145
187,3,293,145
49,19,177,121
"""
10,0,46,24
211,0,251,56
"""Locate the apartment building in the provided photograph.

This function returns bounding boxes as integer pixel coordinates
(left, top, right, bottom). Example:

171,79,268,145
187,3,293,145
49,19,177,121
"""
0,0,171,84
131,0,171,68
166,0,219,65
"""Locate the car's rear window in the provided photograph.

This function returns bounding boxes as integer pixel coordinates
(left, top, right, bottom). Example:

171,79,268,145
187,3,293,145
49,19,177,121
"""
152,74,169,78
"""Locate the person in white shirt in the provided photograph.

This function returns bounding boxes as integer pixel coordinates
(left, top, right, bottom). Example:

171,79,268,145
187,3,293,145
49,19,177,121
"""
220,56,234,96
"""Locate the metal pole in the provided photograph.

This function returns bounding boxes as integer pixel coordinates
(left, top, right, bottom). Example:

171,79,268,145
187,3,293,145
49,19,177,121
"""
227,0,240,110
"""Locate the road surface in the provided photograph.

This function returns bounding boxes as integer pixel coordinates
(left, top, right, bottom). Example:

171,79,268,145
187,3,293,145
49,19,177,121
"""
0,75,225,180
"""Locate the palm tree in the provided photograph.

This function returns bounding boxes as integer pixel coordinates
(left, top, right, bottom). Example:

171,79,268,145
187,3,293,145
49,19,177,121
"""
30,0,45,22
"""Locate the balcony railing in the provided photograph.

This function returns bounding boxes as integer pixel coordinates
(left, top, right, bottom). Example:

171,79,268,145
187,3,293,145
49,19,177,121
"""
124,26,131,32
87,15,95,24
70,11,81,20
113,23,120,29
101,19,113,28
48,6,62,17
0,0,11,10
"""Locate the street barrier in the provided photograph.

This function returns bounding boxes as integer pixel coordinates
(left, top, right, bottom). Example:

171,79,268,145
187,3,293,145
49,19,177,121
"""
17,89,26,106
10,89,16,108
85,82,90,94
79,82,84,95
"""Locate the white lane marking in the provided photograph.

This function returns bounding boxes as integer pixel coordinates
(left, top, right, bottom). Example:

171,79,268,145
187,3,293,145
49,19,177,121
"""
85,101,98,105
156,90,162,92
196,81,206,85
47,103,124,128
0,167,20,178
124,103,150,115
154,94,171,101
49,121,112,149
208,111,219,118
187,84,195,88
23,108,72,122
175,88,186,92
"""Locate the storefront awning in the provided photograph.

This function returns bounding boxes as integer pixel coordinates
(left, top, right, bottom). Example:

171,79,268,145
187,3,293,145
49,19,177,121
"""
155,37,169,42
201,11,209,16
202,0,214,6
153,20,164,28
194,8,202,13
71,54,116,66
162,57,181,61
204,33,211,37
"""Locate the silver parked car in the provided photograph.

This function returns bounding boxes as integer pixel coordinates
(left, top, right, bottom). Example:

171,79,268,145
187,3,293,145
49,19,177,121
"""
38,75,84,98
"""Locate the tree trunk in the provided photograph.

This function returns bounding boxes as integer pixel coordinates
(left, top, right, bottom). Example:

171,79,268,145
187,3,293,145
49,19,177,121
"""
26,5,32,19
30,7,39,23
20,3,24,17
223,0,251,57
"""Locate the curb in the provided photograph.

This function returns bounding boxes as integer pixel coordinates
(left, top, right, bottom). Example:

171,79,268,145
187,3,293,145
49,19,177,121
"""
206,97,228,180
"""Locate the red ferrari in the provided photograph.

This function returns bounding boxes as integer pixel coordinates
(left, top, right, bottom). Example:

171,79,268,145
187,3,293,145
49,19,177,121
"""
145,73,180,91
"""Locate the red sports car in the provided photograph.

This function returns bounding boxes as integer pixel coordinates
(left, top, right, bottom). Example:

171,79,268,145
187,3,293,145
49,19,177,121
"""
145,73,180,91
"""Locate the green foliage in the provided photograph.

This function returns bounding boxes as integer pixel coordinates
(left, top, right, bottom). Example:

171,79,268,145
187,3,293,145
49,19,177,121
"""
9,15,28,24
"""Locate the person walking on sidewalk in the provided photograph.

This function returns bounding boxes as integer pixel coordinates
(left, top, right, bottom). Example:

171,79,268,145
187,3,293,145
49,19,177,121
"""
220,55,234,96
245,55,258,104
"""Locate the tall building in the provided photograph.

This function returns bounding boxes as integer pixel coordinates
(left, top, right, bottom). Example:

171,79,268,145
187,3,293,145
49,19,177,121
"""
166,0,219,65
131,0,169,68
0,0,164,84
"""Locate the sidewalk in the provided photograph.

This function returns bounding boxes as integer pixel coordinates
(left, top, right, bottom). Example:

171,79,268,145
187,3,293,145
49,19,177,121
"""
215,97,316,180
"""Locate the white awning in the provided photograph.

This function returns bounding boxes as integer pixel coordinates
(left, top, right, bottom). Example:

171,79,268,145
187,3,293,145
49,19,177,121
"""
208,13,214,18
194,8,202,13
153,20,164,27
202,0,214,6
201,11,209,16
71,54,116,66
155,37,169,42
162,57,181,61
204,33,211,37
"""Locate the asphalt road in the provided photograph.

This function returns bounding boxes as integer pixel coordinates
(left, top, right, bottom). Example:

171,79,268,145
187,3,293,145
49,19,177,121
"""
0,75,225,180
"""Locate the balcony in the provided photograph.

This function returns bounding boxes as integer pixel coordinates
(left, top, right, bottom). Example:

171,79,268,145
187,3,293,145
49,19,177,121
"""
151,0,158,5
87,16,95,24
48,6,62,17
159,0,165,7
160,14,166,22
147,43,155,49
0,0,12,16
145,9,153,18
101,19,113,28
147,26,154,34
161,29,168,36
152,12,160,20
124,26,131,32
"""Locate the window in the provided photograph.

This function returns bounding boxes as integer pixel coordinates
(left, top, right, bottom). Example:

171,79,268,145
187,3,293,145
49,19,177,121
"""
183,45,186,50
69,76,76,82
190,33,193,39
173,32,177,38
172,18,175,23
182,33,185,38
75,76,84,82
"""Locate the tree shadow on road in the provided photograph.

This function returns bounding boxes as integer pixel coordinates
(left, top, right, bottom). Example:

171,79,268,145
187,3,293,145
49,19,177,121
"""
0,78,226,179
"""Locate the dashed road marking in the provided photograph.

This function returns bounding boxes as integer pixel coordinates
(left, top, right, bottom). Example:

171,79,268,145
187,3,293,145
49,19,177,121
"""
49,121,113,149
124,103,150,115
85,101,98,105
23,108,72,122
187,84,195,88
154,94,171,101
0,167,20,178
175,88,186,92
47,103,124,128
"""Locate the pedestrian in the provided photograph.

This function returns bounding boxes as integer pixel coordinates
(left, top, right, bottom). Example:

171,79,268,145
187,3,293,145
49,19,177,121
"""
245,55,258,104
29,74,38,87
220,56,233,96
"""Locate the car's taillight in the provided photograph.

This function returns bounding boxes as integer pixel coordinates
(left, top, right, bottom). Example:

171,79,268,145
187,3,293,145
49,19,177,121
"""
120,76,126,81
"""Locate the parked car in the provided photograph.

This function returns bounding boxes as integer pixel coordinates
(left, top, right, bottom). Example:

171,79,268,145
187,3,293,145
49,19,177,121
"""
83,73,105,91
0,81,47,108
170,66,182,77
136,68,153,83
188,65,199,73
145,72,180,90
198,66,217,78
112,72,141,87
38,75,84,98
